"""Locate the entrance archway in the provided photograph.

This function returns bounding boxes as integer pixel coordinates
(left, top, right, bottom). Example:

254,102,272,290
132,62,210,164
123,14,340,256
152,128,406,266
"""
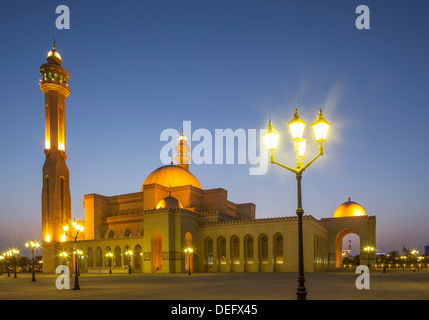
151,232,162,272
335,228,360,269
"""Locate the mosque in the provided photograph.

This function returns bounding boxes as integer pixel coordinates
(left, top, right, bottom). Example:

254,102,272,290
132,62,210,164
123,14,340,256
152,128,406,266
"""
40,44,376,274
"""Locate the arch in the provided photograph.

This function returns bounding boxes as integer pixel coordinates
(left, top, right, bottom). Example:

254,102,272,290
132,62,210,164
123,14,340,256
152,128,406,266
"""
138,227,144,236
96,247,102,267
231,235,240,265
217,236,227,267
204,237,214,269
124,245,132,268
244,234,254,268
133,245,142,271
105,229,115,239
151,232,162,272
335,228,359,269
258,234,269,271
273,233,284,270
87,247,93,268
122,228,132,237
184,232,193,273
114,246,122,267
105,246,112,267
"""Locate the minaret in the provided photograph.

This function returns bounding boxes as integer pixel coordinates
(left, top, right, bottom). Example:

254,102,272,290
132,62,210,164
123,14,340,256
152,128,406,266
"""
40,41,72,244
175,129,191,170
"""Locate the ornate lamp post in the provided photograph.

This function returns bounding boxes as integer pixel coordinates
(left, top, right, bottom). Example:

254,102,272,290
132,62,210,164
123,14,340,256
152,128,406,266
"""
263,109,330,300
125,250,133,275
25,241,40,282
184,247,193,275
105,252,113,274
63,219,84,290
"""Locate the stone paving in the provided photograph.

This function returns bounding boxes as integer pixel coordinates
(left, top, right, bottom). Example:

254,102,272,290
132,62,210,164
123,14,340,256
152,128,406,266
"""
0,270,428,300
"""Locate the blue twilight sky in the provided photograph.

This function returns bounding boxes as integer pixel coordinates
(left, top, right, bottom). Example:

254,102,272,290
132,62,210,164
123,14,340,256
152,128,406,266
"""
0,0,428,255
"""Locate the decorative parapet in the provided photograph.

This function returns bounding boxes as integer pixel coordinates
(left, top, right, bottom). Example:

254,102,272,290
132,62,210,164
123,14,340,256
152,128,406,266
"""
197,215,318,227
320,215,375,222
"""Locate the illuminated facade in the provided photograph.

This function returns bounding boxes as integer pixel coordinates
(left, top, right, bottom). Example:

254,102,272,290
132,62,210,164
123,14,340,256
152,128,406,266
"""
40,45,376,273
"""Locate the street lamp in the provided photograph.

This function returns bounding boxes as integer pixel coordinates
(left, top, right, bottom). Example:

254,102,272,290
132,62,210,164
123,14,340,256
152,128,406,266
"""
25,241,40,282
10,249,19,278
184,247,193,275
74,249,83,276
105,252,113,274
59,251,69,266
124,250,133,275
263,109,330,300
63,219,84,290
5,251,12,277
363,246,375,268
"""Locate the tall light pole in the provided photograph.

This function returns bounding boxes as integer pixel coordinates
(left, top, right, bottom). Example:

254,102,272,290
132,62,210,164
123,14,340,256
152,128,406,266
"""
125,250,133,275
63,219,84,290
25,241,40,282
10,249,19,278
184,247,193,275
105,252,113,274
263,109,330,300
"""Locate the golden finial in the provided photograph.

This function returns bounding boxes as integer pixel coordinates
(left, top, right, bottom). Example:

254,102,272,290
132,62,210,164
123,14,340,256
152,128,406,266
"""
348,191,351,201
52,38,56,51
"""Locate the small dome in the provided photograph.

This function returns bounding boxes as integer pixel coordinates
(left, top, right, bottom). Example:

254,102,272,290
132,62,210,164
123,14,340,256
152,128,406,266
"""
157,196,183,209
333,194,366,218
141,165,202,191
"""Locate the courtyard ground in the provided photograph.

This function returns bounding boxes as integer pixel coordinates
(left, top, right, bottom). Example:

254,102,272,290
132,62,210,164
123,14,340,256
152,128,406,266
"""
0,270,428,300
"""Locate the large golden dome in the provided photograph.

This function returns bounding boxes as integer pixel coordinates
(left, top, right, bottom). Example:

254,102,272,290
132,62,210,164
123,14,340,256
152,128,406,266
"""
333,194,366,218
141,165,202,191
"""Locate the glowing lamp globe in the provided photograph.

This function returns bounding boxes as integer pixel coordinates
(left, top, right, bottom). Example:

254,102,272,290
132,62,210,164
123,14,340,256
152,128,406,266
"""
311,109,330,142
263,121,280,152
288,109,306,140
297,138,306,157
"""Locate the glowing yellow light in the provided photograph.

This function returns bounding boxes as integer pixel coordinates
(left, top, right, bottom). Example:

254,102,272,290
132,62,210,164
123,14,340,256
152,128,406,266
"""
297,138,306,157
311,109,330,142
288,109,306,140
262,120,280,151
58,142,65,151
72,220,77,228
45,234,51,242
60,234,66,242
45,139,51,150
63,225,69,232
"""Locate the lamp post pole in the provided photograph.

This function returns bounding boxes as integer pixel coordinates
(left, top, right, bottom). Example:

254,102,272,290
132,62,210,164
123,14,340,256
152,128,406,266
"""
125,250,132,275
12,249,19,278
263,109,331,301
25,241,40,282
63,219,84,290
296,173,306,299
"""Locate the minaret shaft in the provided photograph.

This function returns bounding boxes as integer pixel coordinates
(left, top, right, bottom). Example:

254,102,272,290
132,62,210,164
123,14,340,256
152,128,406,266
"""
40,44,71,244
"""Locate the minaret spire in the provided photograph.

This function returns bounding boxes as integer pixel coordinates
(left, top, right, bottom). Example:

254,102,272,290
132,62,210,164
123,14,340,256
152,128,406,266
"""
175,128,191,171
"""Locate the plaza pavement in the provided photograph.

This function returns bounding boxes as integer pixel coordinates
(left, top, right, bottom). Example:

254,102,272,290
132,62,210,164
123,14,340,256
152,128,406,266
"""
0,270,428,300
